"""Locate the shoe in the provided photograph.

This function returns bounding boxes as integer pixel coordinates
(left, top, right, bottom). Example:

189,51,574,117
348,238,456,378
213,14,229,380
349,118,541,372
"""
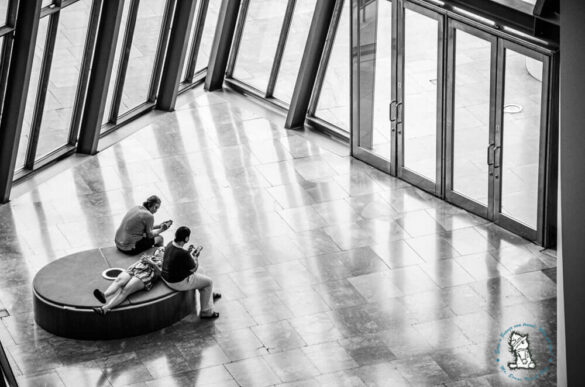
93,289,106,304
200,311,220,319
93,307,105,316
213,292,222,300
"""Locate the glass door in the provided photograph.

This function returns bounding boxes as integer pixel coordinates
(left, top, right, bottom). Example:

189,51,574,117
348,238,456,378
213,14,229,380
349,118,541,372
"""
445,20,497,219
352,0,396,173
494,40,550,241
396,2,444,195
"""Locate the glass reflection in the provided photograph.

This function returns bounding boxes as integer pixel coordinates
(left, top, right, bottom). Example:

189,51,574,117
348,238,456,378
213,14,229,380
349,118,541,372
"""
452,29,491,205
314,0,350,131
232,0,288,91
500,49,542,229
403,9,438,181
180,0,203,82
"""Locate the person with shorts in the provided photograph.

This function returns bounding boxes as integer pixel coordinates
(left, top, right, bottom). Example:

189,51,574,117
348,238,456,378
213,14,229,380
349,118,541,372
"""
92,247,165,315
162,226,221,319
115,195,172,255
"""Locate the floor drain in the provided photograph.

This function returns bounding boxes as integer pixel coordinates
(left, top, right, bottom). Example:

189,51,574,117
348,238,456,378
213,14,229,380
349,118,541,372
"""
504,103,523,114
0,309,9,318
102,268,124,280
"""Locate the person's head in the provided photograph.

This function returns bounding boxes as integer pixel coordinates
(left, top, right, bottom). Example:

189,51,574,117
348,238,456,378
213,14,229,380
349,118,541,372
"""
174,226,191,244
143,195,161,214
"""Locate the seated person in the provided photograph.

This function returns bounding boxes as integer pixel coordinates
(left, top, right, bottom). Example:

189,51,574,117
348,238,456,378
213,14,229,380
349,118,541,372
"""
162,226,220,319
115,195,172,255
92,247,165,316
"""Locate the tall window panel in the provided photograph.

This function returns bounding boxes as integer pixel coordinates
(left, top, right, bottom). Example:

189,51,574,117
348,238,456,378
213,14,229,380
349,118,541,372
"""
231,0,288,91
14,16,49,172
15,0,93,174
180,0,204,82
314,0,350,132
194,0,221,74
102,0,132,127
119,0,167,115
0,1,8,25
35,0,92,160
272,0,316,103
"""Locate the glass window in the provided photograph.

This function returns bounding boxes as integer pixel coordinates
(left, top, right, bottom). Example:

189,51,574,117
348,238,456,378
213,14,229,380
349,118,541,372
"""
35,0,92,160
231,0,288,91
119,0,167,115
180,0,203,82
194,0,221,74
314,0,350,132
272,0,315,103
42,0,54,7
102,0,131,127
0,0,9,26
15,16,49,171
500,49,543,229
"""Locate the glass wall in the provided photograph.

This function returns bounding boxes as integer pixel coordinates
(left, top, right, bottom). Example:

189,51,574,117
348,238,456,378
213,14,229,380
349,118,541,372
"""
180,0,222,88
16,0,93,172
351,0,555,244
232,0,288,91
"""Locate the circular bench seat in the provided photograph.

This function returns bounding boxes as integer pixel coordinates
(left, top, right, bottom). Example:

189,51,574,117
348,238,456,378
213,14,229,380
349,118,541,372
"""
33,247,195,340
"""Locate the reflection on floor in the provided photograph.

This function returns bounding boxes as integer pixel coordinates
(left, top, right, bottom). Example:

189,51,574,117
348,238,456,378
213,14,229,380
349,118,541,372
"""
0,87,556,386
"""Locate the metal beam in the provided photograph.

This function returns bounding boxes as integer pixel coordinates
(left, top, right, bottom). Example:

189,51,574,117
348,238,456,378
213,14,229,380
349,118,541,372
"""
77,0,125,155
0,0,42,203
285,0,336,129
157,0,198,111
205,0,242,91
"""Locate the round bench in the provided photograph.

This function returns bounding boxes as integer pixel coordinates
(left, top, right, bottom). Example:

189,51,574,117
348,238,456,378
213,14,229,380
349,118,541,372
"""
33,247,195,340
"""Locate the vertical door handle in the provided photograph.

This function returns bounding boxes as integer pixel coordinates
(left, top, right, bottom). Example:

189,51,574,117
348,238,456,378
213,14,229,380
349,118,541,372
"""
389,101,397,122
487,144,495,166
397,102,403,124
494,146,502,168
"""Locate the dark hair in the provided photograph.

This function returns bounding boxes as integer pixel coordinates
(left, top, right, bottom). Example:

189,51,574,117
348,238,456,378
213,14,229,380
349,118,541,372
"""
142,195,161,210
174,226,191,243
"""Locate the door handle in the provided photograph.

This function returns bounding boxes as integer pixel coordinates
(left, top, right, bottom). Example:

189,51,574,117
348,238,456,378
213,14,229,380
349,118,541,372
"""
389,101,397,122
494,146,501,168
487,144,495,166
397,102,403,124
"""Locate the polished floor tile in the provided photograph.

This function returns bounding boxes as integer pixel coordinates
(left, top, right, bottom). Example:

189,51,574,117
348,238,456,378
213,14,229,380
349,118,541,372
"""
0,87,557,386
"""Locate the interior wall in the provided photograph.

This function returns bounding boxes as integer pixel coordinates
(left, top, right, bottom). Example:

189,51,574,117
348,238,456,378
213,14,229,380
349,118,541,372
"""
559,0,585,385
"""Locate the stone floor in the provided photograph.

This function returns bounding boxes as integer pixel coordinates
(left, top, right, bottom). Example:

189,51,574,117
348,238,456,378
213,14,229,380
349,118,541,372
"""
0,87,557,386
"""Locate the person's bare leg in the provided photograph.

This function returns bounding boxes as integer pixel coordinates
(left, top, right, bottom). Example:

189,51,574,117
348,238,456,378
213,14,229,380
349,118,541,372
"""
104,272,132,298
102,276,145,313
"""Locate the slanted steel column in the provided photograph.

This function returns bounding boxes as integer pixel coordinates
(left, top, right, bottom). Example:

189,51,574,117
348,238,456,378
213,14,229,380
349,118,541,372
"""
0,0,42,203
77,0,125,155
205,0,242,91
157,0,199,110
285,0,336,129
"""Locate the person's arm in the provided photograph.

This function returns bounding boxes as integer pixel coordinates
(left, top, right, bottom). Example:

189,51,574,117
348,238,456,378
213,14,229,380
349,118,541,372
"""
143,256,162,276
